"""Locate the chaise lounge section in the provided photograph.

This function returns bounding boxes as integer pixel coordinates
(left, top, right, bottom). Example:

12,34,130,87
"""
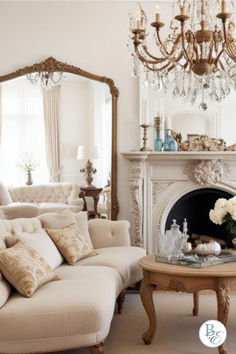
0,214,145,353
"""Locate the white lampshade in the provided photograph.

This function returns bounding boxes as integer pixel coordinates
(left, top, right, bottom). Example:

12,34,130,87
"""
77,145,99,160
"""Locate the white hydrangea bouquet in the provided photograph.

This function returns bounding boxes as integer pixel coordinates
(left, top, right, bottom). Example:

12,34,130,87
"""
209,197,236,234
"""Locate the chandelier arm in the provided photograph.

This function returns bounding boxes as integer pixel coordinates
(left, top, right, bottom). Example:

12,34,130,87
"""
214,47,224,65
142,44,168,63
156,31,182,57
134,45,168,64
218,59,226,71
156,30,172,56
222,20,236,61
144,62,172,72
208,40,214,62
180,22,193,65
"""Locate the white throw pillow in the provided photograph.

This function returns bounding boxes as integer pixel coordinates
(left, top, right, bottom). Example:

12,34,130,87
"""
0,183,12,206
14,228,64,269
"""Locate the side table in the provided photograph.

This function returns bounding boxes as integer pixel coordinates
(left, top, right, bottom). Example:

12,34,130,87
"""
80,187,102,218
138,255,236,354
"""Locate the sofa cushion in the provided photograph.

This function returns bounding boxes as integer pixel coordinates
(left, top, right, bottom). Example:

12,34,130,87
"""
0,266,120,353
77,246,146,288
46,223,95,265
0,183,12,206
40,209,93,248
0,240,59,297
68,210,93,248
88,219,131,249
0,203,39,220
40,209,75,229
12,229,64,269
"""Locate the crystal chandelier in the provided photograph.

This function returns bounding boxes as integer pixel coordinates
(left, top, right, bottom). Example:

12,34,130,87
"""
27,71,64,88
128,0,236,110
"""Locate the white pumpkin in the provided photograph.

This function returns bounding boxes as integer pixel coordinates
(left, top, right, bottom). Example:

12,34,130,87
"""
195,241,221,256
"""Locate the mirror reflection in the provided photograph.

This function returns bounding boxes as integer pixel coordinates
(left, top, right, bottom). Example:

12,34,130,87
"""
0,72,112,219
140,75,236,148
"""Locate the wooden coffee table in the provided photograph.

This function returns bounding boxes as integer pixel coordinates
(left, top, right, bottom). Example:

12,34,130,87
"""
139,255,236,354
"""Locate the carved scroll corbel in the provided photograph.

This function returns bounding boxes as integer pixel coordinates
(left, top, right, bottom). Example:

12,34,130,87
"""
129,161,144,247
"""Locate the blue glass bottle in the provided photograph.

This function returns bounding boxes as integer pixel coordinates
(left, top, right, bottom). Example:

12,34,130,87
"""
164,129,177,151
155,130,163,151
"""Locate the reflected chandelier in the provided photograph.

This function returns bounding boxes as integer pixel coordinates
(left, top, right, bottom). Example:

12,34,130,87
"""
128,0,236,110
27,71,64,88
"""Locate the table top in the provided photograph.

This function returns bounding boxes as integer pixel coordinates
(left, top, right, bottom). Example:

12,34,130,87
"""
139,255,236,278
80,186,102,191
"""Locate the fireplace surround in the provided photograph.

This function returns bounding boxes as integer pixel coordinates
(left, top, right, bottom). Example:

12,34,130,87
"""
123,151,236,253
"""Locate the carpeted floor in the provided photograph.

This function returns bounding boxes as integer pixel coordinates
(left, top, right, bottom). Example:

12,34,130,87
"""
60,293,236,354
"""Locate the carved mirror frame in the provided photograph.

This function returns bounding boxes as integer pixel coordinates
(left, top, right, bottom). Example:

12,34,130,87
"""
0,57,119,219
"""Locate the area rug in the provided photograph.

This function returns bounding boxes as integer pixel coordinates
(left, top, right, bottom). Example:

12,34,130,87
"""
60,293,236,354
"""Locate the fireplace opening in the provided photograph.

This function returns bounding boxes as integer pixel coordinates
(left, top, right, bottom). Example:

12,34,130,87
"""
165,188,233,247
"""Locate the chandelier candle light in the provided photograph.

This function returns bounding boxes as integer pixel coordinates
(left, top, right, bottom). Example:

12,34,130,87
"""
128,0,236,110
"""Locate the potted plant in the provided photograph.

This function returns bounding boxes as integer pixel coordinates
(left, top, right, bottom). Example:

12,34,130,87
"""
17,152,39,185
209,197,236,248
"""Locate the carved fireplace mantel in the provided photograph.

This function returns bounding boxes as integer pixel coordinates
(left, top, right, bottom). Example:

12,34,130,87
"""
123,151,236,253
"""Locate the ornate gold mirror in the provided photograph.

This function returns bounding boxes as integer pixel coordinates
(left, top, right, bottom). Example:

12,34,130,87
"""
0,57,118,219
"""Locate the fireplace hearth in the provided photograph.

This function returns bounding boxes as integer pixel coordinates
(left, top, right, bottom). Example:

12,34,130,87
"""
165,188,232,247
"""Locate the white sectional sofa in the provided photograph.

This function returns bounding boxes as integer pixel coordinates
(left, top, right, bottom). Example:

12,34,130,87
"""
0,183,84,219
0,214,145,353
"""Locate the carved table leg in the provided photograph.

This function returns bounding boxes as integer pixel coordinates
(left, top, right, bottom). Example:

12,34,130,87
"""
216,278,230,354
89,342,104,354
193,292,199,316
117,290,126,314
140,277,156,345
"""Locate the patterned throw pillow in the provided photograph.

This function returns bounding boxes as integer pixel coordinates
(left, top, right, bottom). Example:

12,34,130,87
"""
0,240,59,297
46,223,94,265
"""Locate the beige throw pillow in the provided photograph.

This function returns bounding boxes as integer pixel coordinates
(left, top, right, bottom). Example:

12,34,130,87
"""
0,240,59,297
46,223,94,265
12,229,64,269
0,239,11,308
40,209,95,251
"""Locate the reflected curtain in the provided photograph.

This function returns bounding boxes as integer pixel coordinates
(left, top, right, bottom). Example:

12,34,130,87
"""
43,86,61,182
89,82,111,188
0,78,49,185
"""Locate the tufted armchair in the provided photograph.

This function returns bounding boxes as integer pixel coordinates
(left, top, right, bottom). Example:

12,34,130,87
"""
0,183,84,219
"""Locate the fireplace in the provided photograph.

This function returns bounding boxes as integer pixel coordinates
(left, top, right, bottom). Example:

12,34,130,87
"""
123,151,236,253
165,188,232,246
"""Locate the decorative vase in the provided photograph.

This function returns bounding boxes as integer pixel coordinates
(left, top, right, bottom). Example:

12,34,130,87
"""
155,130,163,151
164,129,177,151
26,172,33,185
227,229,236,248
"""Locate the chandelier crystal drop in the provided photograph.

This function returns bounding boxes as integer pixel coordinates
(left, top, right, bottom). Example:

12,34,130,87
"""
128,0,236,109
27,71,64,89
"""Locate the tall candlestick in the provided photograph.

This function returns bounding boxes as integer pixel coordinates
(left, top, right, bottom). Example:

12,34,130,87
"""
136,7,141,28
222,0,227,12
155,5,160,22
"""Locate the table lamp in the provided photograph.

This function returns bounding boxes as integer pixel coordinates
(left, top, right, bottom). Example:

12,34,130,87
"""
77,145,98,188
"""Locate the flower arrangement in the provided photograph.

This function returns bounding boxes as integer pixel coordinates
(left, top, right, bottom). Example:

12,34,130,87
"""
209,197,236,234
17,152,39,174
